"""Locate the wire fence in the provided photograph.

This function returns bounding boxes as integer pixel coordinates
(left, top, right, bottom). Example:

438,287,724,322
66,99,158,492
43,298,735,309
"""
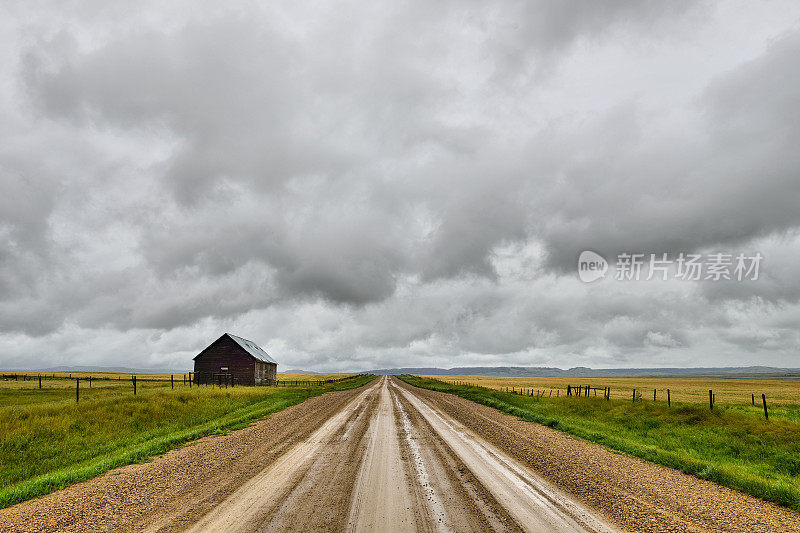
430,377,773,419
1,372,366,404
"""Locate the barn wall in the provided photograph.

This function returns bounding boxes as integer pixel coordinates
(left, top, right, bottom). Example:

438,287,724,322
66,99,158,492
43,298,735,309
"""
193,336,256,386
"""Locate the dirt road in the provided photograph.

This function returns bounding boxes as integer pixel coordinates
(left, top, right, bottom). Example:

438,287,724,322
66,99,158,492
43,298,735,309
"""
3,376,800,532
180,376,615,532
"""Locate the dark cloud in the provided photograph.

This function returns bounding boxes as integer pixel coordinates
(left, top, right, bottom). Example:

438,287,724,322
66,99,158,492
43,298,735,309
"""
539,30,800,272
1,1,799,370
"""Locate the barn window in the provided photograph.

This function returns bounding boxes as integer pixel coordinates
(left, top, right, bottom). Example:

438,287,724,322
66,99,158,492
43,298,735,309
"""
221,367,228,372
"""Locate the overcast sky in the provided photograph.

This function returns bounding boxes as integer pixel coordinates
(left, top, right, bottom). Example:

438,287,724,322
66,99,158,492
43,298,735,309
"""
1,1,799,372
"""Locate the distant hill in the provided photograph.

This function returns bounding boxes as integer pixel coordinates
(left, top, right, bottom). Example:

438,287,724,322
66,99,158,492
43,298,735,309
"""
366,366,800,378
34,365,183,373
281,369,321,374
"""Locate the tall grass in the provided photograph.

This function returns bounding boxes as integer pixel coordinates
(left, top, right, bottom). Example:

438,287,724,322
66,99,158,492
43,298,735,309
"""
0,375,374,508
401,375,800,512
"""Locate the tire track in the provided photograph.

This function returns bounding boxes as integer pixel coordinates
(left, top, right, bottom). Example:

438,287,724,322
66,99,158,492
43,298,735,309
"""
394,379,619,533
392,385,450,532
391,382,521,533
346,376,424,532
179,379,382,533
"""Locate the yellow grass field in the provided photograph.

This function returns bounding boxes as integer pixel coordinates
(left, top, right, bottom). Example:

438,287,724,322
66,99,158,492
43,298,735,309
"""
0,372,178,391
424,375,800,406
2,371,177,380
277,373,354,381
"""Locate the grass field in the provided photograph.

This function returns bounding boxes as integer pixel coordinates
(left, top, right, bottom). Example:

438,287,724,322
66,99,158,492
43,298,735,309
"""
427,375,800,423
2,371,353,382
0,373,373,508
403,375,800,512
426,375,800,404
277,373,355,381
2,371,179,380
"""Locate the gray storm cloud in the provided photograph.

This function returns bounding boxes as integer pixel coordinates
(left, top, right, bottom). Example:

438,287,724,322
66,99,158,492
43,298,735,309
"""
1,0,799,371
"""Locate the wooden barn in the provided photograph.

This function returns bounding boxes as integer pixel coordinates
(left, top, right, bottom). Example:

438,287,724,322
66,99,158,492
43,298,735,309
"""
193,333,277,386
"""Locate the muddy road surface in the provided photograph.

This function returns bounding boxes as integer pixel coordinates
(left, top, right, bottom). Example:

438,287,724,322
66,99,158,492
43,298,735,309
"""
179,376,615,532
3,376,800,532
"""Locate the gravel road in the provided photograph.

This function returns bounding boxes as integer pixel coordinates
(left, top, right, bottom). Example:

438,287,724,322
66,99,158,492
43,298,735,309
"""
2,376,799,532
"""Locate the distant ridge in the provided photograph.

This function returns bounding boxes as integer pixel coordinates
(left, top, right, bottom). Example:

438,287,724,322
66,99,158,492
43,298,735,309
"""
281,369,321,374
31,365,182,373
366,366,800,378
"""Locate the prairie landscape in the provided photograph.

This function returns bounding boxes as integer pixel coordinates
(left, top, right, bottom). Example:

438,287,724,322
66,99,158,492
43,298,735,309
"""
3,375,800,533
3,1,800,531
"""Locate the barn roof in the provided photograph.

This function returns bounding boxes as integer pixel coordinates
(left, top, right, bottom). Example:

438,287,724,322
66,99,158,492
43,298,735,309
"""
193,333,277,364
225,333,277,364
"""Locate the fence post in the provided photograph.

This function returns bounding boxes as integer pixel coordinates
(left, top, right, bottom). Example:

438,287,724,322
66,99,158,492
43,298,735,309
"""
709,389,713,410
654,388,656,401
189,372,192,388
76,378,79,403
632,388,636,402
667,389,671,407
567,385,571,396
762,394,768,420
752,393,755,406
39,374,42,389
89,376,92,388
133,375,137,395
171,374,174,389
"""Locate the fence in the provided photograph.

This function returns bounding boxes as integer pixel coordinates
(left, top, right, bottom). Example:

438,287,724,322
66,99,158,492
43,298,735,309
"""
2,372,365,404
276,376,357,387
435,378,772,419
